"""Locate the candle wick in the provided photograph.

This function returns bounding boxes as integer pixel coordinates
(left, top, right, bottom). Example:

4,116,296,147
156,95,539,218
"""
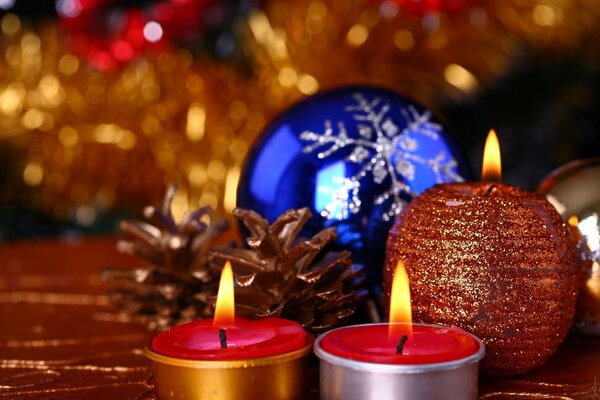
484,184,497,196
395,335,408,355
219,328,227,349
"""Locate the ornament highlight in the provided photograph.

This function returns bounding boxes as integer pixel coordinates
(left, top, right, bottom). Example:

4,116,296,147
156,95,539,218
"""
237,85,469,290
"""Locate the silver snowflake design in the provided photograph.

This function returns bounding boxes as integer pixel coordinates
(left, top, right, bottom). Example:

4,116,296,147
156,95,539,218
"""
300,93,463,221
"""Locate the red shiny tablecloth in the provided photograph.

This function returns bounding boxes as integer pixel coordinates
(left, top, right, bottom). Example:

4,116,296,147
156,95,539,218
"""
0,238,151,400
0,238,598,399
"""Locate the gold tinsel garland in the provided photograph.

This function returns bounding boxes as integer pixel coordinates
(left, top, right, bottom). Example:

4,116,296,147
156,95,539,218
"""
0,20,301,224
0,0,599,224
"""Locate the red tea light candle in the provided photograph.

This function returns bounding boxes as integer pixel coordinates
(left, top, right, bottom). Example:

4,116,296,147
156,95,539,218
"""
383,130,578,377
145,262,313,400
314,261,484,400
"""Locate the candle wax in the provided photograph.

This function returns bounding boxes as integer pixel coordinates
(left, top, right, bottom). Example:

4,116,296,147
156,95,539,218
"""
320,324,479,364
151,317,307,360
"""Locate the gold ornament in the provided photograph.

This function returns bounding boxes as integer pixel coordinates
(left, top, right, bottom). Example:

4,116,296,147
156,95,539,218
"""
538,158,600,336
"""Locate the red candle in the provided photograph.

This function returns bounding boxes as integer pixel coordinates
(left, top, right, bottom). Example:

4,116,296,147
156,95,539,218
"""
318,260,480,364
150,262,306,360
151,317,306,360
319,323,479,365
146,262,313,400
314,260,485,400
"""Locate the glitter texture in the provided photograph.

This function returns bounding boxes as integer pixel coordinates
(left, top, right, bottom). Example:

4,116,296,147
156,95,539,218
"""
383,182,579,377
298,92,463,221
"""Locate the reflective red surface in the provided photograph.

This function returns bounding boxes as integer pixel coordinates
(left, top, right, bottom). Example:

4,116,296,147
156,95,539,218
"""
1,238,599,399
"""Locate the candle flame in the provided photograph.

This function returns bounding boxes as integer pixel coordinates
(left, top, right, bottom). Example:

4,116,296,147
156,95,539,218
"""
389,260,413,338
214,262,235,326
481,129,502,182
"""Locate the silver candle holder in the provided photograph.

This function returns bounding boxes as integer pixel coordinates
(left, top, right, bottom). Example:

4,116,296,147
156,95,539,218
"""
314,323,485,400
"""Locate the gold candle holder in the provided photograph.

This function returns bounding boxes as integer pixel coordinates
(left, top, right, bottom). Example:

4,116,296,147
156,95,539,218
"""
145,334,314,400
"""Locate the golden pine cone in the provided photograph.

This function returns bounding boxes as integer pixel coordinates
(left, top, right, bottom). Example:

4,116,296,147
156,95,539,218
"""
209,207,367,332
103,184,227,332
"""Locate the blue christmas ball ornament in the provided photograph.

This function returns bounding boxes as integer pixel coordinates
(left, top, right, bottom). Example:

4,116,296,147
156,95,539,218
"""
237,85,470,293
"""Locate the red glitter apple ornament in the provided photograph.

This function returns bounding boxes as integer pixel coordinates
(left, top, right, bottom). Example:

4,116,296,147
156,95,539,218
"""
383,130,578,377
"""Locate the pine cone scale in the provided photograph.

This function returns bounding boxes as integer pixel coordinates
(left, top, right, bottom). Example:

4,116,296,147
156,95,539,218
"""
209,248,266,273
276,209,311,251
232,208,269,237
119,221,162,246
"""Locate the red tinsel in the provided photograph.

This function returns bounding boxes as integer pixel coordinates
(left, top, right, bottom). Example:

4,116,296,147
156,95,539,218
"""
381,0,482,17
58,0,214,71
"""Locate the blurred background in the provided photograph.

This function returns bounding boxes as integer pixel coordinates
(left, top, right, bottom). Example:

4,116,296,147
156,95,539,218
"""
0,0,599,242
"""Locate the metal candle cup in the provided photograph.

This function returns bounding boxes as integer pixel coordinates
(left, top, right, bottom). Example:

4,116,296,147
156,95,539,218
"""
314,323,485,400
145,331,314,400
